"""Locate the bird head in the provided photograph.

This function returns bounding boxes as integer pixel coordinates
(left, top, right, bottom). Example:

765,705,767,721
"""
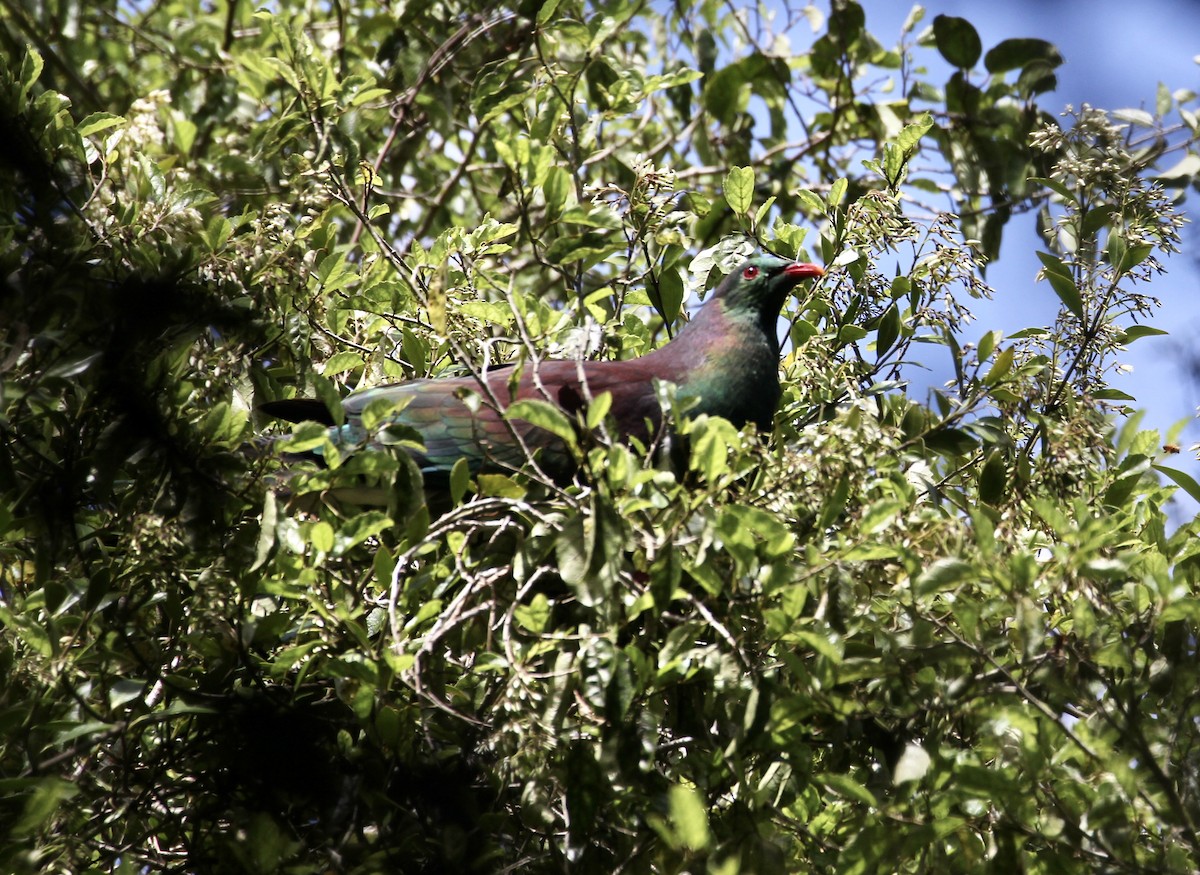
713,254,825,322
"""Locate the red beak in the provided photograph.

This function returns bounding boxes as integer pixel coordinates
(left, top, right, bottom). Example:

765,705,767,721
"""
783,262,825,279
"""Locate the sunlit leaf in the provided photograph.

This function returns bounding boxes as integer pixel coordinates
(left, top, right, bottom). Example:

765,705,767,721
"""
984,38,1062,74
1036,251,1085,319
933,15,982,68
723,165,755,214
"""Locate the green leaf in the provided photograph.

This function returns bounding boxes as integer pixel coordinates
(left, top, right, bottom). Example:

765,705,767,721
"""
817,773,878,807
915,558,973,596
895,112,934,154
244,811,299,872
555,498,623,606
1162,600,1200,625
477,473,526,498
360,396,414,433
979,452,1007,506
876,303,900,359
1035,251,1084,319
753,194,777,228
925,427,978,457
1154,465,1200,504
203,215,232,251
1105,231,1128,274
1156,152,1200,183
703,64,746,125
12,777,78,836
650,264,685,325
46,352,101,379
977,329,998,362
1106,231,1153,275
1017,60,1058,98
837,324,868,345
793,628,843,662
1120,325,1168,344
683,191,712,217
689,416,737,481
400,326,428,373
77,112,125,138
982,347,1014,385
251,492,278,571
983,38,1062,74
310,520,334,553
1103,453,1153,509
1113,108,1154,126
890,275,912,300
828,177,848,207
202,401,246,447
892,742,932,784
1030,176,1078,204
272,420,328,453
1080,204,1119,238
18,50,43,104
932,15,982,68
506,398,577,445
334,511,391,554
543,165,572,216
1115,410,1148,456
723,165,755,214
514,593,551,633
322,350,364,376
1157,82,1173,117
795,188,825,215
316,250,356,293
645,68,703,91
544,231,622,267
817,476,851,530
476,78,529,124
349,86,390,107
858,499,904,537
667,785,711,851
585,390,612,431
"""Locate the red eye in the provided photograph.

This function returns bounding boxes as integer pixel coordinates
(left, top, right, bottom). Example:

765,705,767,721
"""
742,266,759,280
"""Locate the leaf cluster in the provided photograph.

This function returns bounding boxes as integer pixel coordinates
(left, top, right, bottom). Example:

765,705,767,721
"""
2,2,1200,873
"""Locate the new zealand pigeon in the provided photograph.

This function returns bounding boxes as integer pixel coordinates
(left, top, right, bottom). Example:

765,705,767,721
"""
262,254,824,485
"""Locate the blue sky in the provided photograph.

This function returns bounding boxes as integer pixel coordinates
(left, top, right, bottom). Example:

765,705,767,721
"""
909,0,1200,510
791,1,1200,515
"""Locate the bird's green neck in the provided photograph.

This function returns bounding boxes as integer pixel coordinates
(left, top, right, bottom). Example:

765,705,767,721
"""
654,296,784,429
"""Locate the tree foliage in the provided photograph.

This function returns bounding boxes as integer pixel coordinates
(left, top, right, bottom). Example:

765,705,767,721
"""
3,1,1200,872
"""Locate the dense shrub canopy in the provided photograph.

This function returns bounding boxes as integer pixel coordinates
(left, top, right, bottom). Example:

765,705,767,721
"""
2,1,1200,872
